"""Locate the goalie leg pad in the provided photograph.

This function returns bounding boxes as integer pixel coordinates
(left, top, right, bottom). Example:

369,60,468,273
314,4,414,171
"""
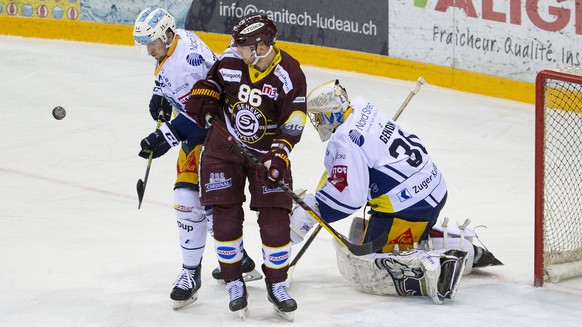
374,249,446,303
430,236,475,274
437,250,468,300
374,254,428,298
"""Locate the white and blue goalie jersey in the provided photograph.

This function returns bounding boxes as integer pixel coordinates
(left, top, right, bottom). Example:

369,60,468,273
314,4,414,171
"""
315,96,447,222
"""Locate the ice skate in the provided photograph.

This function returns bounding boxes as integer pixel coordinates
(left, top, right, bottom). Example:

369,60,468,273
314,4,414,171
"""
212,250,263,283
472,245,503,268
226,278,248,320
266,281,297,322
170,265,201,310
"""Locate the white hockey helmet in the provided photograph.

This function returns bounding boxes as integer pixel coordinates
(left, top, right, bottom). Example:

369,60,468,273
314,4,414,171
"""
306,80,350,142
133,6,176,46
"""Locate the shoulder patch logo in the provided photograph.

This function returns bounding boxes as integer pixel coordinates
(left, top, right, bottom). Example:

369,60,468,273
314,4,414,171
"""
328,165,348,192
348,130,365,146
187,54,205,66
219,68,242,82
274,65,293,94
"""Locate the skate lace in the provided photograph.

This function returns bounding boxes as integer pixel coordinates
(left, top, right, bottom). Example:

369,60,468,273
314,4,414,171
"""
226,279,245,301
173,269,195,290
271,281,292,301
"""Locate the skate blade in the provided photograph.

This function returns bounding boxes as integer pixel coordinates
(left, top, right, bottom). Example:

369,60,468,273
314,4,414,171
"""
214,269,263,284
172,295,198,311
243,269,263,282
234,307,249,320
273,306,294,322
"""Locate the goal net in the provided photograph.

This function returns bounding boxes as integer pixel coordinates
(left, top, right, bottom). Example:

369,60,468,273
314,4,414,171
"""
535,67,582,286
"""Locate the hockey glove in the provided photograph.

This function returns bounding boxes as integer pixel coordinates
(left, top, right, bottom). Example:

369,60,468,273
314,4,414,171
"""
138,123,181,159
258,148,289,187
185,79,221,128
149,94,173,122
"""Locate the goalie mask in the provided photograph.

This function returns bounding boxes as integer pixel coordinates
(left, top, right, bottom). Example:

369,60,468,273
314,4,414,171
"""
306,80,351,142
133,7,176,47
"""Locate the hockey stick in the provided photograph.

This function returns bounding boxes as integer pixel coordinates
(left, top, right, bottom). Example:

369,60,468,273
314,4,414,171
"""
286,224,322,287
206,115,387,256
289,225,322,269
392,77,425,121
136,118,163,209
287,77,427,270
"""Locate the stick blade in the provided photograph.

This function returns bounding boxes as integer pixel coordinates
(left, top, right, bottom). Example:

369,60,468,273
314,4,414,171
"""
136,179,145,209
342,230,388,256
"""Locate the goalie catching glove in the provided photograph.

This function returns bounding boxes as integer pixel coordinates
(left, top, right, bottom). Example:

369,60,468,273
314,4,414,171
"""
138,122,181,159
289,190,317,244
185,79,221,128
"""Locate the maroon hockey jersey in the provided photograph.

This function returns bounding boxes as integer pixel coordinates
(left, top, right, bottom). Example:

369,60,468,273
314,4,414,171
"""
207,47,307,154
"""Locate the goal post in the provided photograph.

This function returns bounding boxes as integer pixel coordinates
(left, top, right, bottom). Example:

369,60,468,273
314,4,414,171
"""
534,68,582,287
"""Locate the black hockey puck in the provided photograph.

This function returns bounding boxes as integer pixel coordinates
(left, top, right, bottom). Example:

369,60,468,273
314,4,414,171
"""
52,106,66,120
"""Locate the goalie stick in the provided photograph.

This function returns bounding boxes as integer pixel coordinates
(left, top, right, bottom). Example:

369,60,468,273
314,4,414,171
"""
206,115,387,256
288,76,427,273
136,117,162,209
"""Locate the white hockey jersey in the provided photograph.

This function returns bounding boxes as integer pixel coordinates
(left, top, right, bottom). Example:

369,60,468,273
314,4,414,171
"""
315,96,447,222
152,29,216,116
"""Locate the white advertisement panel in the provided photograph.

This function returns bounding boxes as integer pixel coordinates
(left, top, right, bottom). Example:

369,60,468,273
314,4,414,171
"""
389,1,582,83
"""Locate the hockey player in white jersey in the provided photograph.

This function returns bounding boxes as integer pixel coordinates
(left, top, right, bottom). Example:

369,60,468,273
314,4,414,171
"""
290,80,501,304
133,7,262,310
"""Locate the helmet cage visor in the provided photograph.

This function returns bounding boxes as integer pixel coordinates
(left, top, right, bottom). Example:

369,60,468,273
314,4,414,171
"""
306,80,349,142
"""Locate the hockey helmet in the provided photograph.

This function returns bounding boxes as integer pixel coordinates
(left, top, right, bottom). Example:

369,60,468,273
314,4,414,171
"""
232,13,277,47
306,80,351,142
133,6,176,45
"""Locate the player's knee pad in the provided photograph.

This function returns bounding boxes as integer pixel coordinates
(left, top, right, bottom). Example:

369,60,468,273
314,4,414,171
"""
174,188,206,250
211,204,244,241
258,206,292,243
214,236,243,264
174,188,205,222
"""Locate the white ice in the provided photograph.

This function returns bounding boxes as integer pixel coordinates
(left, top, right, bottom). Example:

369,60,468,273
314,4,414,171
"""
1,36,581,326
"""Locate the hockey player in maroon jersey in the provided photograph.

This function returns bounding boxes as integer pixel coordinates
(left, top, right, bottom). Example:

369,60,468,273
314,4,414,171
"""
185,13,307,321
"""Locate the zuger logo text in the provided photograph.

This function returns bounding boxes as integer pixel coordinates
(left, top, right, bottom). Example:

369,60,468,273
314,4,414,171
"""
412,164,439,194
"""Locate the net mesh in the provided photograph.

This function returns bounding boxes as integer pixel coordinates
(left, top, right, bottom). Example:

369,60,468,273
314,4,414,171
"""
541,68,582,281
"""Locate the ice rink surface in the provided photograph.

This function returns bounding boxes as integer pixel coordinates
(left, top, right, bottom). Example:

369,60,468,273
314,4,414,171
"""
1,36,581,326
